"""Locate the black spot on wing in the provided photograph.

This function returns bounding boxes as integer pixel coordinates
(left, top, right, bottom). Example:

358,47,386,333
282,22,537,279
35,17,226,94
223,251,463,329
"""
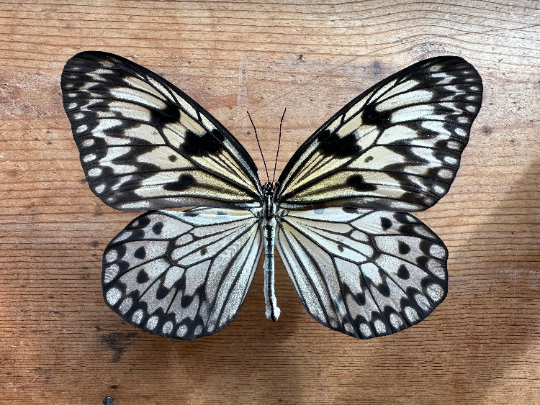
181,129,225,156
398,241,411,255
164,174,196,192
125,228,144,241
357,290,367,306
181,295,195,307
380,217,392,230
136,269,149,283
152,222,163,235
151,97,181,127
398,224,416,236
420,240,434,255
397,264,410,280
416,255,429,268
156,284,170,300
134,246,146,260
394,212,415,224
361,100,392,128
377,283,391,297
346,174,378,192
318,130,361,158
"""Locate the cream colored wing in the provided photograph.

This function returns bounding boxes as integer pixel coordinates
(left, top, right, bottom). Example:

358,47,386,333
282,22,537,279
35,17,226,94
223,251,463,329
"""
62,51,262,211
277,56,482,211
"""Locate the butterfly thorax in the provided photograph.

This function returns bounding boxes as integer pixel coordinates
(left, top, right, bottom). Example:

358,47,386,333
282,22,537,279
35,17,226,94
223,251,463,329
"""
261,182,277,222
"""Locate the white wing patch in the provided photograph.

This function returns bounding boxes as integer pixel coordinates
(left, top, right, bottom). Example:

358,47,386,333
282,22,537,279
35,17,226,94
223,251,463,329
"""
276,207,448,339
102,208,262,340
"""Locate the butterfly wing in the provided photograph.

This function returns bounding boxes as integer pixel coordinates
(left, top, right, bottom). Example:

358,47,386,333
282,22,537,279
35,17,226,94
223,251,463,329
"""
276,207,447,339
62,51,262,211
102,208,262,339
277,56,482,211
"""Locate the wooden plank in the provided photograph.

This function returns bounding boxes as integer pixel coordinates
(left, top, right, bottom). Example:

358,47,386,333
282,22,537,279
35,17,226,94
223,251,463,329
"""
0,0,538,404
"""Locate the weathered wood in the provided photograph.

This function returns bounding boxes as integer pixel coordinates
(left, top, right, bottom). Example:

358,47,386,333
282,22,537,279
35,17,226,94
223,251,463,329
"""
0,1,539,404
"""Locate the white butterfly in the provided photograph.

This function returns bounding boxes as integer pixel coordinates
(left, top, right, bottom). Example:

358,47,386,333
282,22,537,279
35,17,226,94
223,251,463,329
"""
62,52,482,340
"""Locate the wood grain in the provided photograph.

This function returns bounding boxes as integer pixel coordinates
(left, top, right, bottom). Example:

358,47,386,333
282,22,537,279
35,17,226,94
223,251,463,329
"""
0,1,539,404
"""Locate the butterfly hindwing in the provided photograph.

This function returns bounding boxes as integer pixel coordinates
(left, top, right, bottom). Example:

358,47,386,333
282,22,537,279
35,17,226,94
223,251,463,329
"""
277,56,482,212
62,51,262,211
276,207,447,339
102,208,262,339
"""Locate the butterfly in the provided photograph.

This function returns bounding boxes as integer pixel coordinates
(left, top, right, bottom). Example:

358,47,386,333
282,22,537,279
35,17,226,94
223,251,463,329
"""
61,51,482,340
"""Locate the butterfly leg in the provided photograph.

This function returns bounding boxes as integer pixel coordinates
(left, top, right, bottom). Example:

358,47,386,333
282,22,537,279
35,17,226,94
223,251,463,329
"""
262,217,281,321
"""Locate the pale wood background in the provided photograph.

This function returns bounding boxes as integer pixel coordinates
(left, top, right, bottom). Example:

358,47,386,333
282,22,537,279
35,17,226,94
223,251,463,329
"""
0,0,539,404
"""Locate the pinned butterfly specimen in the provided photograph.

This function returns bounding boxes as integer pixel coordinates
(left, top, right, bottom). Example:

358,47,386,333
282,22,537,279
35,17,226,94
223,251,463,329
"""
61,51,482,340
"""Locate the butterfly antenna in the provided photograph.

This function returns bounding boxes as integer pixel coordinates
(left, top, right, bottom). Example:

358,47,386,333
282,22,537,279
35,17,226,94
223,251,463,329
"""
272,108,286,183
247,111,269,183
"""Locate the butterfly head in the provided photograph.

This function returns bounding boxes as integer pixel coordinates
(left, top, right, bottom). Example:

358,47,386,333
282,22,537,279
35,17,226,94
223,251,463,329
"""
262,181,281,202
261,182,276,194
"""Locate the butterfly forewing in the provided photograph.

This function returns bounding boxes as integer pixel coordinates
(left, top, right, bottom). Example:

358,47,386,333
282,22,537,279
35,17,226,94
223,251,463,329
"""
62,51,262,211
277,56,482,211
102,208,262,339
276,207,447,338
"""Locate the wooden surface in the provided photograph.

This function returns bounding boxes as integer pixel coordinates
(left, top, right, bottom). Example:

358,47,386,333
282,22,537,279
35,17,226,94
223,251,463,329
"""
0,1,539,404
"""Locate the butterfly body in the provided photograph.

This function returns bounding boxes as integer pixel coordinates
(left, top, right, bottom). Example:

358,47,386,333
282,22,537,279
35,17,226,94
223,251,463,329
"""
62,51,482,340
259,181,281,321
